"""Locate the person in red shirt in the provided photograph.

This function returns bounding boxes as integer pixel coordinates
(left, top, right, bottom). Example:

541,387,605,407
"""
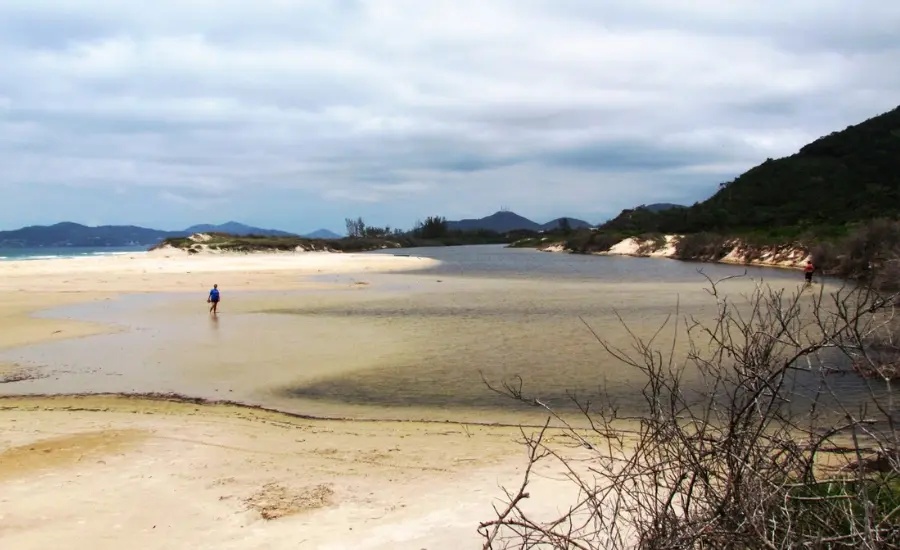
804,260,814,284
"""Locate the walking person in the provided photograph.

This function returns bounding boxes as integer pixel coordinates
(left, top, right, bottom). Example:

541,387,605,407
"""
804,260,815,285
208,284,221,314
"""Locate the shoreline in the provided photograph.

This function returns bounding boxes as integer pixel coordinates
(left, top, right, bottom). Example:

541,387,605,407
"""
0,249,439,293
0,392,587,430
0,250,440,353
0,393,583,550
537,233,812,270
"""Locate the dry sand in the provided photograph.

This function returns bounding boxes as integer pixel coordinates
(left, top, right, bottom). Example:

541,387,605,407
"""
0,395,586,550
0,250,437,293
0,251,583,549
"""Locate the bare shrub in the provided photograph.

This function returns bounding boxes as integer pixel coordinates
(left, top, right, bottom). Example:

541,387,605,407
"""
849,306,900,381
673,233,732,261
566,231,626,254
815,219,900,289
812,241,838,271
479,273,900,549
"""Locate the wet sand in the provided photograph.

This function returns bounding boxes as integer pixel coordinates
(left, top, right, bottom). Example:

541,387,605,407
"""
0,270,847,424
0,291,117,350
1,274,710,419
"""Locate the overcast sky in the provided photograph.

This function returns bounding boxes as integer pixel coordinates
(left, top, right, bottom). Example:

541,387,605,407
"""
1,1,898,233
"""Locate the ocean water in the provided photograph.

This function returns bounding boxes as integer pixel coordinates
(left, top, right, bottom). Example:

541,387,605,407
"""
0,245,149,261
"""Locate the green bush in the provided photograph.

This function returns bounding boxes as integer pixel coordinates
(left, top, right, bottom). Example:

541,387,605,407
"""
783,473,900,543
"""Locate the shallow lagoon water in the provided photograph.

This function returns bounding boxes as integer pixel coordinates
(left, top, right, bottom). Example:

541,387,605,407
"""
0,246,882,424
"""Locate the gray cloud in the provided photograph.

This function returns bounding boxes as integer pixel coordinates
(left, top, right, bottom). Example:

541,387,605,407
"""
0,0,898,232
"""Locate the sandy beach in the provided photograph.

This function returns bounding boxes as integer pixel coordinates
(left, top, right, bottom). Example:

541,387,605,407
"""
0,394,588,550
0,249,438,293
0,248,844,549
0,251,587,549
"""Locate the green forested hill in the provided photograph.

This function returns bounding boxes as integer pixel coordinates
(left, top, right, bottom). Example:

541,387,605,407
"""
601,105,900,236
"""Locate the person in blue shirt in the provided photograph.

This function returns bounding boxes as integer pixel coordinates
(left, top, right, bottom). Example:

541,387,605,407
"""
208,284,220,314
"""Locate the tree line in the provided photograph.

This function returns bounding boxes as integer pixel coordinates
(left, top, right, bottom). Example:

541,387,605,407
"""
344,215,450,239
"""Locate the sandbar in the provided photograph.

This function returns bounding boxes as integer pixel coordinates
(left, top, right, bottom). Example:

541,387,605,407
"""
0,250,435,362
0,249,437,293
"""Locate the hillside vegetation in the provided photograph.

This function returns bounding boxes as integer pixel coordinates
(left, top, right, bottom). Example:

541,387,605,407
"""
601,105,900,237
542,106,900,286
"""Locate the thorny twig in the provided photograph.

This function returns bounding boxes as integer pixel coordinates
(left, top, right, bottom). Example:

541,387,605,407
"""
480,273,900,549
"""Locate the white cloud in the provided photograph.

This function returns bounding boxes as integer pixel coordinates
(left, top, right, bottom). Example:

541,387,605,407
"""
0,0,898,230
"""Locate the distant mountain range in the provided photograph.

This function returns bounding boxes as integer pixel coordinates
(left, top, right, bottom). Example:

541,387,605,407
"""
448,211,541,232
0,222,180,248
0,207,687,248
540,217,595,231
183,221,296,237
446,209,691,232
0,221,342,248
303,228,342,239
447,211,594,233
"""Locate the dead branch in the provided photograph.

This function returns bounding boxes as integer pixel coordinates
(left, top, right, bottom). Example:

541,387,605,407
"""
480,274,900,549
